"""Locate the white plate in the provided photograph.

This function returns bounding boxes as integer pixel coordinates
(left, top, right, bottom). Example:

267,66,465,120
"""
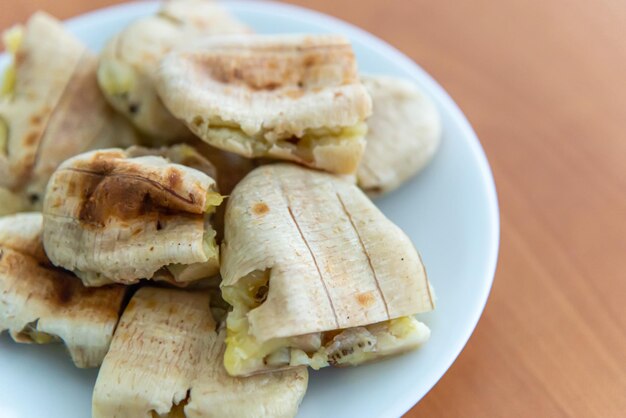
0,1,499,417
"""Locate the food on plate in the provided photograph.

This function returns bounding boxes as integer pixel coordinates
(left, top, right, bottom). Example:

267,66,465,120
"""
357,75,441,195
42,148,223,286
92,287,308,418
0,12,137,210
157,34,372,174
0,187,29,215
98,0,250,141
220,164,434,376
0,213,127,368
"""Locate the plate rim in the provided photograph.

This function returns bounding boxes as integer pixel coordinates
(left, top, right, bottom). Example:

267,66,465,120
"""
4,1,500,417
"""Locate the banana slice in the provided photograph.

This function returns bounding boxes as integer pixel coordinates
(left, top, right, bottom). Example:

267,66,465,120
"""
0,213,127,368
0,12,138,208
357,75,441,195
42,148,223,286
98,0,250,141
92,287,308,418
157,34,372,174
220,164,434,376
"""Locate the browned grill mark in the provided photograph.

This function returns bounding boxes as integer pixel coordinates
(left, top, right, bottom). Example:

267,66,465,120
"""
336,192,391,319
61,166,202,227
356,291,375,308
287,205,339,328
252,202,269,215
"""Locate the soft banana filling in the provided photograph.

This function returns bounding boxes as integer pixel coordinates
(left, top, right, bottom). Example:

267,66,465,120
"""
97,58,136,97
17,323,60,345
1,25,23,97
195,117,367,162
222,271,430,376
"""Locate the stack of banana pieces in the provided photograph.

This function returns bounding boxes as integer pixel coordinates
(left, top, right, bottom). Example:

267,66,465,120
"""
0,1,442,417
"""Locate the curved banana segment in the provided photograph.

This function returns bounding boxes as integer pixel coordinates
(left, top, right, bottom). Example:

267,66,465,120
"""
220,164,434,375
357,75,441,195
0,12,138,207
157,34,372,174
0,213,127,368
42,148,222,286
92,287,308,418
98,0,250,141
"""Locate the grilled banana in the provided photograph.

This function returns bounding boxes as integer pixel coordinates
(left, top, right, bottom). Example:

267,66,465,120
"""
42,148,222,286
0,213,126,367
157,34,372,174
220,164,434,376
0,12,138,209
92,287,308,418
357,75,441,195
98,0,250,141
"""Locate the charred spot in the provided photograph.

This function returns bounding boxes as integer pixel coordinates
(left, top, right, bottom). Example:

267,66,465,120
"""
27,193,39,205
156,220,163,230
252,202,270,216
356,291,375,307
128,103,139,114
24,130,40,147
52,276,76,305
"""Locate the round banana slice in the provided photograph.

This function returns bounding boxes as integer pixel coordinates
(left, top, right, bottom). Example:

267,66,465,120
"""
157,34,372,174
357,75,441,195
98,0,250,141
42,148,223,286
93,287,308,418
220,164,434,376
0,213,127,368
0,12,138,209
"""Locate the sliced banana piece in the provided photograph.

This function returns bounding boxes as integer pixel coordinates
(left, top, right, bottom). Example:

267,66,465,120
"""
220,164,434,376
98,0,250,141
157,34,372,174
357,75,441,195
42,148,223,286
0,213,127,368
0,12,138,207
92,287,308,418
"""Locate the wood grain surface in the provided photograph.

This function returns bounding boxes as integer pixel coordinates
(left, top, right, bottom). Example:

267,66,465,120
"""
2,1,625,417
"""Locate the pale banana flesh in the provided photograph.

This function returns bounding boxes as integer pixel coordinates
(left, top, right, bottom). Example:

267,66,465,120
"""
42,148,222,286
357,75,442,196
0,12,138,208
156,34,372,174
92,287,308,418
0,213,127,368
97,0,250,141
220,164,434,375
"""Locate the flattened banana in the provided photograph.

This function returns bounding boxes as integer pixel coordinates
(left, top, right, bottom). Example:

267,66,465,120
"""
98,0,250,141
0,213,126,367
42,148,222,286
0,12,138,209
357,75,441,195
157,34,372,174
92,287,308,418
220,164,434,376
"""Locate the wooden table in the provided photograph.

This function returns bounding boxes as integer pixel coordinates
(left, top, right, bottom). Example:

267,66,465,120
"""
2,1,625,416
